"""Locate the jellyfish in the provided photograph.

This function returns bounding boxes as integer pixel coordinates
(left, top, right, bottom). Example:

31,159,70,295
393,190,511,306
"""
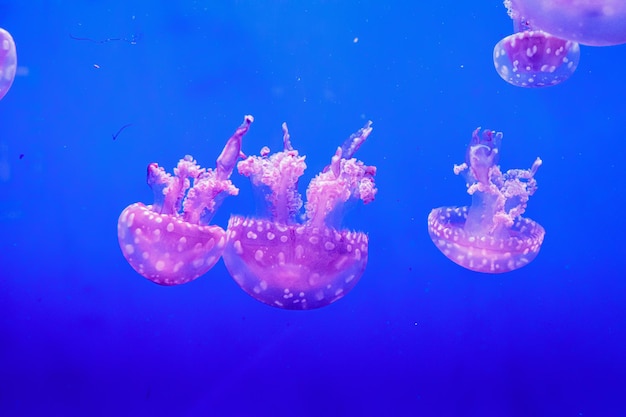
0,28,17,101
117,116,253,285
428,128,545,273
222,121,377,310
493,0,626,87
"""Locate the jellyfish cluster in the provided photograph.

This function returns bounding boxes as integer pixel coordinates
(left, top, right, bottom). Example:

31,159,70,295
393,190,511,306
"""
493,0,626,87
23,0,618,308
118,117,377,310
117,116,549,309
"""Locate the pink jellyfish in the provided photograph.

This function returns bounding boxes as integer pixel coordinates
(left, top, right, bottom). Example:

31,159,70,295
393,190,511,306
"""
117,116,253,285
493,0,626,87
0,28,17,100
222,121,377,310
428,128,545,273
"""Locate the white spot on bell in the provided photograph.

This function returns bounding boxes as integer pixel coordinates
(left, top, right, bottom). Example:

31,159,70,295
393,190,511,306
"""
233,240,243,255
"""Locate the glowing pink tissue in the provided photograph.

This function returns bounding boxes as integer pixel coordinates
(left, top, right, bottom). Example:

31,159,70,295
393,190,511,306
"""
0,28,17,101
428,128,545,273
223,121,377,309
117,116,253,285
494,0,626,87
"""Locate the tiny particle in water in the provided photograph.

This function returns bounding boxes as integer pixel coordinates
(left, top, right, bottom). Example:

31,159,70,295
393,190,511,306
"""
19,154,24,159
112,123,132,140
353,37,359,43
94,64,100,69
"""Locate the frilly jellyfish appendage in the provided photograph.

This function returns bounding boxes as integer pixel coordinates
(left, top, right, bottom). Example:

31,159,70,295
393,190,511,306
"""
493,30,580,88
223,122,377,310
0,28,17,101
428,128,545,274
504,0,626,47
117,116,253,285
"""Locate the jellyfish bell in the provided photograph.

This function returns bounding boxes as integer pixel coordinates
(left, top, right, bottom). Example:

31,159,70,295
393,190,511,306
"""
504,0,626,46
493,30,580,88
0,28,17,101
494,0,626,87
428,207,545,273
118,203,228,285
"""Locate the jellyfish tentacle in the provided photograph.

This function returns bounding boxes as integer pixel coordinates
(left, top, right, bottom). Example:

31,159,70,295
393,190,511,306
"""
216,115,253,180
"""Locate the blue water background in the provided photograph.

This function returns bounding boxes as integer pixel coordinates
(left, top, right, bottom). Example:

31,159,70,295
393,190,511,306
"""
1,1,625,416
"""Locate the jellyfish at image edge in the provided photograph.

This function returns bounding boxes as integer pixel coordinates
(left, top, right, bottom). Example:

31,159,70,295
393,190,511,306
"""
222,121,377,310
0,28,17,100
494,0,626,87
428,128,545,273
117,116,253,285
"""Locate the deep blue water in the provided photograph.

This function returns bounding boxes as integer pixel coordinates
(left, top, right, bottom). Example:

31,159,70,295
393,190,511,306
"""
1,1,626,416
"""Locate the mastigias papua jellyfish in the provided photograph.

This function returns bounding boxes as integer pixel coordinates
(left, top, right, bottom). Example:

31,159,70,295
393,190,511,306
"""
0,28,17,100
428,128,545,273
493,0,626,87
222,122,377,310
117,116,253,285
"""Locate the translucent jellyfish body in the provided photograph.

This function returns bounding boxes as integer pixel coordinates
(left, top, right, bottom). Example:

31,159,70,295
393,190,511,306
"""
494,0,626,87
505,0,626,46
428,128,545,273
223,122,377,309
117,116,253,285
0,28,17,100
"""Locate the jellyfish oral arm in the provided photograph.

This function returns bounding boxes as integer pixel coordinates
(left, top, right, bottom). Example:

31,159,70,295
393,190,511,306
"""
146,157,204,216
464,128,503,183
465,131,541,233
305,123,377,229
305,150,377,228
340,120,373,159
216,115,254,180
236,126,306,225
